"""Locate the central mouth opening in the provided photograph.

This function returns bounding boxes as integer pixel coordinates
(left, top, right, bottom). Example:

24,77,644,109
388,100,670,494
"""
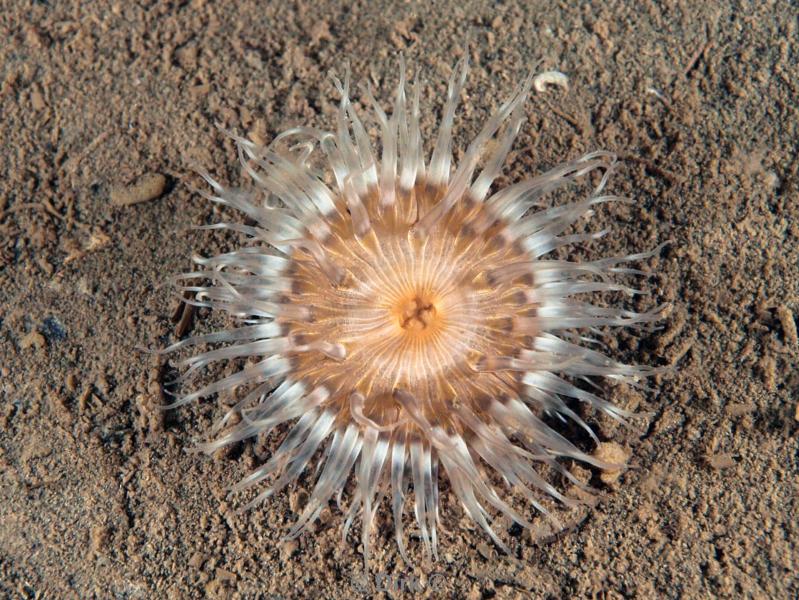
398,296,437,332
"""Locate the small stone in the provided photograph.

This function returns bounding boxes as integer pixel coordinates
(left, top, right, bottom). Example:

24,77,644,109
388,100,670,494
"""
214,568,236,582
280,539,298,559
777,305,797,346
91,525,111,554
594,442,630,484
188,552,206,568
725,402,755,417
289,489,304,512
31,90,46,111
20,330,46,350
476,541,492,559
111,173,167,206
707,453,736,470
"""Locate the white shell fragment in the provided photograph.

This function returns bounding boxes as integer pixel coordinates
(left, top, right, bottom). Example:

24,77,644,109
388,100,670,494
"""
533,70,569,93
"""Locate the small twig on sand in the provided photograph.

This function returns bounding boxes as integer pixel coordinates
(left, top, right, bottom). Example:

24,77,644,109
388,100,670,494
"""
681,25,712,80
172,290,197,338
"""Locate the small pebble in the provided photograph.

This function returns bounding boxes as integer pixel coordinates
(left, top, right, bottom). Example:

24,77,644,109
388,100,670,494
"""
776,305,797,346
31,90,46,111
281,539,299,559
707,453,736,470
111,172,167,206
20,330,46,350
594,442,630,484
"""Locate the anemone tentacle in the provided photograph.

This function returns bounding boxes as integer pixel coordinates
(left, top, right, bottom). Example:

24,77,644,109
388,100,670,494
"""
166,61,666,564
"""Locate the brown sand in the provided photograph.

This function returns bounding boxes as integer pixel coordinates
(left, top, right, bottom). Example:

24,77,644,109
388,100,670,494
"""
1,1,797,598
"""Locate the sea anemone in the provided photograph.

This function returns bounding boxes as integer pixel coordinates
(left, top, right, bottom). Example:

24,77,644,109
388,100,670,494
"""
162,58,666,564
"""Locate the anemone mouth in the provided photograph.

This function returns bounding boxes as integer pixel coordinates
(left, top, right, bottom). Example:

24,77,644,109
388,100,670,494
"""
286,180,533,428
164,59,668,565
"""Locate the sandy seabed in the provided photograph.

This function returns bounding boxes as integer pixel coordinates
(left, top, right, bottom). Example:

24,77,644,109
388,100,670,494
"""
1,1,797,598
